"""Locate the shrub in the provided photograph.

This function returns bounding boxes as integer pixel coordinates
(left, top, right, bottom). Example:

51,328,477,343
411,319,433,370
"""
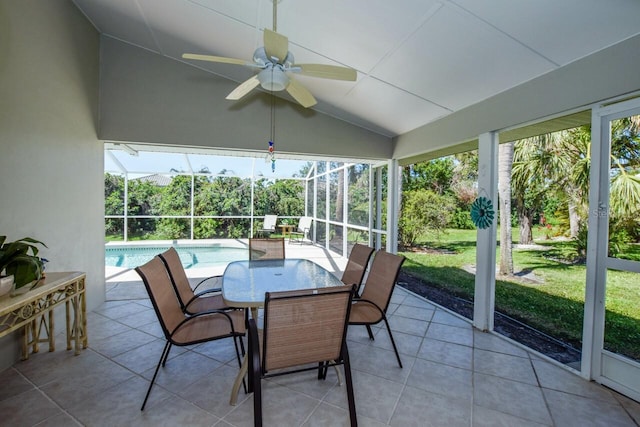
399,190,455,247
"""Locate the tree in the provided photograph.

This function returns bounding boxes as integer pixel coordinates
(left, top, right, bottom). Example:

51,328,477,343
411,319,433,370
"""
157,175,192,239
399,190,455,247
450,152,478,229
402,158,454,194
498,142,514,275
104,173,125,236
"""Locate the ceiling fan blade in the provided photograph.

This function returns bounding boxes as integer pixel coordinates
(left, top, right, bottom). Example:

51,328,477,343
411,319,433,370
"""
226,76,261,100
263,29,289,63
183,53,247,66
295,63,357,81
286,78,317,108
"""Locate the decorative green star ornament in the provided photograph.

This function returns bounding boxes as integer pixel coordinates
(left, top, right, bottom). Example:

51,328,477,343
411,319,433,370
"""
470,197,495,229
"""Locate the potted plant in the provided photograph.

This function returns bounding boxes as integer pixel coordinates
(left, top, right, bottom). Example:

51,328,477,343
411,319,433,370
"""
0,236,48,291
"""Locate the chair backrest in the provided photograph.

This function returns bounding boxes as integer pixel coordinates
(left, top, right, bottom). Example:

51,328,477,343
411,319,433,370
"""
249,238,285,260
359,250,405,314
341,244,374,288
158,247,194,311
135,256,186,339
262,215,278,231
297,216,313,234
262,284,354,372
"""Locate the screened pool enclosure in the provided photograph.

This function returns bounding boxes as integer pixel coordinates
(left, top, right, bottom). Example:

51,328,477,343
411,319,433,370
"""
105,146,391,257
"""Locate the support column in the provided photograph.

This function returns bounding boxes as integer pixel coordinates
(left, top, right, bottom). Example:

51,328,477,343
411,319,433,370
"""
474,132,498,331
387,159,400,253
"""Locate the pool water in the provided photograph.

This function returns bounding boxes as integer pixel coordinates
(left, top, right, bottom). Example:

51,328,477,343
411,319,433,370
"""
105,245,248,269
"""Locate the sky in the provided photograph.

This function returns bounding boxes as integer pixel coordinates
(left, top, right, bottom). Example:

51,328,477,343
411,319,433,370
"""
105,149,312,179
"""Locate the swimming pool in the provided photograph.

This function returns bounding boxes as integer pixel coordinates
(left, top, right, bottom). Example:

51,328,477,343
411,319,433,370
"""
105,245,248,269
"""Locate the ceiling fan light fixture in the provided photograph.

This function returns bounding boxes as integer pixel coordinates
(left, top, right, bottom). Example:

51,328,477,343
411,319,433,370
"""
258,68,288,91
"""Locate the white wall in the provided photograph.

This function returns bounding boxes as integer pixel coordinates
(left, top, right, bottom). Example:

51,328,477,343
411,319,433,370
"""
0,0,102,369
99,37,393,161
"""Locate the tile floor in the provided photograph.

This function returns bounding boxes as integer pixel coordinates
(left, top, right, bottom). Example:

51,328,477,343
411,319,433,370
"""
2,242,640,426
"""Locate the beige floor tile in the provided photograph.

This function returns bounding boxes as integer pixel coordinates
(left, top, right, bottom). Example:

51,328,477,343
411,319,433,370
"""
393,303,435,321
347,341,413,383
39,353,135,409
472,405,550,427
85,312,132,341
93,301,146,320
390,385,471,427
192,337,244,365
268,366,340,400
114,308,158,328
472,329,530,357
387,314,429,337
426,322,473,347
132,396,220,427
67,376,172,426
369,328,423,358
0,368,35,401
324,369,403,424
35,412,83,427
178,363,250,418
0,388,62,427
615,392,640,425
407,357,473,401
473,348,537,385
473,373,551,425
222,380,321,427
142,350,223,394
417,337,473,370
431,309,473,328
303,401,358,427
112,338,181,374
532,358,617,402
544,388,635,427
90,328,157,358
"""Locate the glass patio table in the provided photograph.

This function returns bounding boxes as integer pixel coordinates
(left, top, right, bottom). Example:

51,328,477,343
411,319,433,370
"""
221,258,345,404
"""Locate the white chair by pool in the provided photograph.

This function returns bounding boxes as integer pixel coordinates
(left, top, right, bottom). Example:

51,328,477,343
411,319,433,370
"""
289,216,313,243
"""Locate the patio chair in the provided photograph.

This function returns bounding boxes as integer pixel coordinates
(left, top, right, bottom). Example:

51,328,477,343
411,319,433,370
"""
248,284,357,427
135,256,246,410
249,237,285,260
256,214,278,238
341,243,374,293
159,247,235,314
289,216,313,243
348,250,405,368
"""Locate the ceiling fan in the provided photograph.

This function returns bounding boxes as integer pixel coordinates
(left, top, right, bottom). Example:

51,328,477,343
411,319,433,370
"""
182,0,356,108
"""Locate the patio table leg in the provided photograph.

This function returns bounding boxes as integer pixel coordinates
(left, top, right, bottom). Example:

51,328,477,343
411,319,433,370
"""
230,352,248,405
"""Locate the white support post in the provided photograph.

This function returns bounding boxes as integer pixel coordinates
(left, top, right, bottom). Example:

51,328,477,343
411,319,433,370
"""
343,166,349,256
386,159,400,253
474,132,499,331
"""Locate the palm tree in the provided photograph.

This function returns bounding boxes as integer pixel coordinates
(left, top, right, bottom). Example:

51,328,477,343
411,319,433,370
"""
498,142,514,275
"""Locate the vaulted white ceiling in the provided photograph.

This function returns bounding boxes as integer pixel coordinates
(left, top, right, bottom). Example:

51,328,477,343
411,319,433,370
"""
72,0,640,138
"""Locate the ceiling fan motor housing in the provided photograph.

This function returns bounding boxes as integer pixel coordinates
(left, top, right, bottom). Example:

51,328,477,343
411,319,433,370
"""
258,67,289,91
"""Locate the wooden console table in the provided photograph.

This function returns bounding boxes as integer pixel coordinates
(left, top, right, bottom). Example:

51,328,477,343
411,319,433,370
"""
0,272,87,360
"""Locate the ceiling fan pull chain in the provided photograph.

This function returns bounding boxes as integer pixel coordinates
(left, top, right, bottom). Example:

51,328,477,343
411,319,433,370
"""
272,0,277,32
271,91,276,143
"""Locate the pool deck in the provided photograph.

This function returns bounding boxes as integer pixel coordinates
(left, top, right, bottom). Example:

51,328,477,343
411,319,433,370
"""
106,239,349,300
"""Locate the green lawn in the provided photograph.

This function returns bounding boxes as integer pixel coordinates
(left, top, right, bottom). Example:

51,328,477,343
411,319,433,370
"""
400,229,640,361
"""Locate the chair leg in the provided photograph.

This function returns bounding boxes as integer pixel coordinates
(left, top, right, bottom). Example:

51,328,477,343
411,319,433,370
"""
141,341,171,411
365,325,375,340
317,362,326,380
161,343,172,367
248,335,262,426
382,316,402,368
342,344,358,427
